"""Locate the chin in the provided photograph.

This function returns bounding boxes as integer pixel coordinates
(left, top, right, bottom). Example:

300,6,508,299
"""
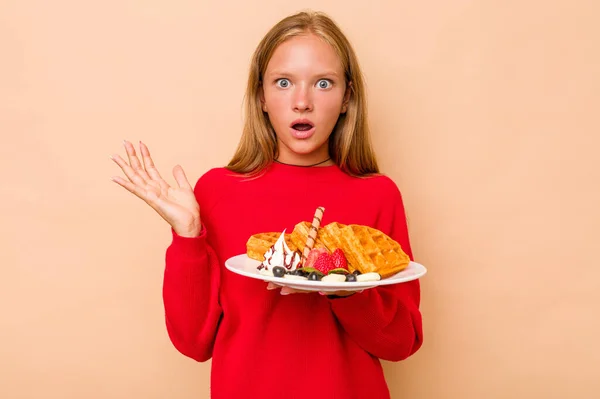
279,135,329,153
283,142,327,157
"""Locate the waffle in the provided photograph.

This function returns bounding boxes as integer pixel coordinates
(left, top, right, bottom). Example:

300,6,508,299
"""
337,224,410,278
289,221,327,253
303,221,409,278
320,221,347,253
246,232,297,261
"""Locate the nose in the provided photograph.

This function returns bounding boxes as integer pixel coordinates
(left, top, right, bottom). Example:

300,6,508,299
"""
292,84,313,112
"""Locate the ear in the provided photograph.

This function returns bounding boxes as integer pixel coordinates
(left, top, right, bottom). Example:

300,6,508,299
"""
341,81,352,114
259,84,268,112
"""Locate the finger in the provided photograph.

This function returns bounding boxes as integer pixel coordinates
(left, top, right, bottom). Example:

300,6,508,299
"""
110,175,149,201
123,140,151,183
266,282,280,290
173,165,193,190
319,290,360,297
280,287,310,295
139,141,168,189
110,154,148,187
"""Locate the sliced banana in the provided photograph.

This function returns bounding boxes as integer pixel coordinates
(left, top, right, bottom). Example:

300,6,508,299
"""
321,274,347,283
283,274,308,281
356,272,381,282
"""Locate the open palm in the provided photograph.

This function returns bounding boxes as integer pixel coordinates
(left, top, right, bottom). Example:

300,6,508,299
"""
110,140,201,237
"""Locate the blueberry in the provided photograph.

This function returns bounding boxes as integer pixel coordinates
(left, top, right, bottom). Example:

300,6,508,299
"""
352,270,361,276
308,272,322,281
272,266,286,278
291,269,304,276
345,274,357,282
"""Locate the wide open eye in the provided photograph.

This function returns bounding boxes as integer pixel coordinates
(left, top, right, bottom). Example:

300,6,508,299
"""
317,79,332,89
276,78,291,88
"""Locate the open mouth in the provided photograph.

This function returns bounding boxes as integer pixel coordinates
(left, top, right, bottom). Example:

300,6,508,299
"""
292,123,313,131
291,120,315,131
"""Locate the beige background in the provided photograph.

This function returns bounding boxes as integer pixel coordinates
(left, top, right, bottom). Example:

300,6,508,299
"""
1,0,599,398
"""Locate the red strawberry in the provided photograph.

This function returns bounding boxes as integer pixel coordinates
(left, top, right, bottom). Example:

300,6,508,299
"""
313,252,336,275
331,248,348,271
304,248,328,269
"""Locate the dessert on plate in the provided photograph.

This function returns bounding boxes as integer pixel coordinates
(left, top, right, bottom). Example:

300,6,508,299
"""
245,207,411,283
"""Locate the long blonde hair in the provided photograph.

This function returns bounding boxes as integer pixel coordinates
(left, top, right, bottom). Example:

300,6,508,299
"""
226,10,379,177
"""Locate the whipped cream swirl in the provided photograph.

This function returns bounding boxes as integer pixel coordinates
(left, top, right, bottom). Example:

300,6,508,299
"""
258,229,301,271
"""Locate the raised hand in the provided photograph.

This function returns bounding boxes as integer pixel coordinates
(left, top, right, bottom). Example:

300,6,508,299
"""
110,140,202,237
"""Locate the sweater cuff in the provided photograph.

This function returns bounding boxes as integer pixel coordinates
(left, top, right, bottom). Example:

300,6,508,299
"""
169,225,208,260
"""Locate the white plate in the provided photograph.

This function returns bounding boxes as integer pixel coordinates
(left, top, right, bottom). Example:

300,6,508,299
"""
224,254,427,293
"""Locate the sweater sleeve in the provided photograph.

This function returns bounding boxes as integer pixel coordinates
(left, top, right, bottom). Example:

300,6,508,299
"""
328,178,423,362
161,172,224,362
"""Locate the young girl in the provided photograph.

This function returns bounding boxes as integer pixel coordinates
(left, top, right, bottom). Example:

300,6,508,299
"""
110,10,423,398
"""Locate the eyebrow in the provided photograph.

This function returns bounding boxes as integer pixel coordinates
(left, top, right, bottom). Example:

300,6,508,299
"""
266,70,340,78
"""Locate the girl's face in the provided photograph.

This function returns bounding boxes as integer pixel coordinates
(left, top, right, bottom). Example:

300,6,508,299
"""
260,34,350,165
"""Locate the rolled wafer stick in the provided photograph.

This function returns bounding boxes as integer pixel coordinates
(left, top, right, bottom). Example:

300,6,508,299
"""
302,206,325,261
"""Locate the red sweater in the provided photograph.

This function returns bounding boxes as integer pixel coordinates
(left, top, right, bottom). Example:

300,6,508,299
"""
163,162,423,399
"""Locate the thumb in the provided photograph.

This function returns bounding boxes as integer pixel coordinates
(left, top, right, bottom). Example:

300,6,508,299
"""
172,165,192,190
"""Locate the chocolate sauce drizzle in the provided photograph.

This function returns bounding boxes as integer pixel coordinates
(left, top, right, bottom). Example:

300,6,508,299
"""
257,245,301,270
